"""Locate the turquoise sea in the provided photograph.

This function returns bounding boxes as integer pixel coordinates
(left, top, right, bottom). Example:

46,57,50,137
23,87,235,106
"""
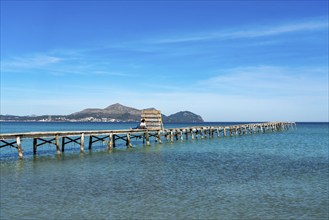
0,122,328,219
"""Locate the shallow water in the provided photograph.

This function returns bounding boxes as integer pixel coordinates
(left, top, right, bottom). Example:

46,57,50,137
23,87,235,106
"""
1,122,328,219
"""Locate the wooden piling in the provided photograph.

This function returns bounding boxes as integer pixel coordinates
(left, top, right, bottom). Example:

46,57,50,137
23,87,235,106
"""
180,130,183,141
145,131,150,146
126,133,132,148
55,134,60,155
89,136,93,150
33,138,37,155
165,132,169,142
156,131,162,144
175,130,179,141
170,131,174,143
80,133,85,153
16,136,23,159
108,133,113,150
191,129,195,140
61,137,65,152
113,135,116,148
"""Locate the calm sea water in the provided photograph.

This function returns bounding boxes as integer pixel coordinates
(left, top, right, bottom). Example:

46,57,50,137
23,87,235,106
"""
0,122,328,219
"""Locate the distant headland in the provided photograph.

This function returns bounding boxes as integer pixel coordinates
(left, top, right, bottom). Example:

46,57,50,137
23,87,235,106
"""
0,103,204,123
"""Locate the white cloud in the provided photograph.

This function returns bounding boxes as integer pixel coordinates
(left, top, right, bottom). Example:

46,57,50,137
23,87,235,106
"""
2,55,62,70
199,65,328,96
1,52,134,77
154,18,328,44
228,20,328,38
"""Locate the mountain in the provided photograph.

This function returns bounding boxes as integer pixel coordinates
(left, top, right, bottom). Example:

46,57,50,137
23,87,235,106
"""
0,103,204,122
104,103,141,115
67,103,141,121
164,111,204,123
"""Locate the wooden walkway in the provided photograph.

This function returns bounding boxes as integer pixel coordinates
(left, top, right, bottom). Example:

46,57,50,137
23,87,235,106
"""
0,122,296,159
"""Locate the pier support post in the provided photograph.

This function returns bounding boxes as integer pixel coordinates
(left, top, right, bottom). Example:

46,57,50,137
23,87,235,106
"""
61,137,65,152
108,133,113,150
126,133,132,148
113,135,116,148
33,138,37,155
175,130,179,141
55,135,61,155
89,136,93,150
156,131,162,144
80,133,85,153
165,132,169,142
145,131,150,146
16,136,23,159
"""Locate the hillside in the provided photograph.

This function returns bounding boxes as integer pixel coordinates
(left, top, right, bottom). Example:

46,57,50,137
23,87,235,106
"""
67,103,141,121
163,111,204,123
0,103,204,123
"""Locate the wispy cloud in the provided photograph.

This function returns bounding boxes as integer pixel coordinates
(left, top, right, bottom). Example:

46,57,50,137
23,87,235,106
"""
1,52,135,77
228,20,328,38
199,65,328,96
2,55,62,70
155,18,328,44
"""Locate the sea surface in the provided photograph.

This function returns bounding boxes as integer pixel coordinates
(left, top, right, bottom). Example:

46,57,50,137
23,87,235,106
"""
0,122,328,219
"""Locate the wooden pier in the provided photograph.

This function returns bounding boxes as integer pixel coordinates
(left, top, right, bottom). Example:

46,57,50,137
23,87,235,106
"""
0,122,295,159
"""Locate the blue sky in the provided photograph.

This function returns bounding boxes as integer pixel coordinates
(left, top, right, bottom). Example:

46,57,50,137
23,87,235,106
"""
1,1,328,122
